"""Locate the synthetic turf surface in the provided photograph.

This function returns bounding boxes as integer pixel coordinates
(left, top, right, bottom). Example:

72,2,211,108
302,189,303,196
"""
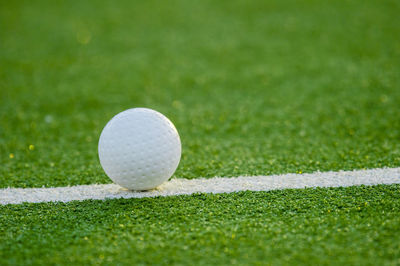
1,0,400,264
1,185,399,265
1,0,400,188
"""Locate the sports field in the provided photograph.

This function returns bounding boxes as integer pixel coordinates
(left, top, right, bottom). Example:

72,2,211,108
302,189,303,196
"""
1,0,400,264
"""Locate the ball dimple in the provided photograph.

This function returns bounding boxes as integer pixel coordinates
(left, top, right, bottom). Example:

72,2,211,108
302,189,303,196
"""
98,108,181,190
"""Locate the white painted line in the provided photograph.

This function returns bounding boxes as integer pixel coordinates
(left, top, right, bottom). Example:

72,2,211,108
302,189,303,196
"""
1,167,400,205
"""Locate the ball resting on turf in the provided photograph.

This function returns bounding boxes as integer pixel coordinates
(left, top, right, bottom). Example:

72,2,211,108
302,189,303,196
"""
98,108,181,190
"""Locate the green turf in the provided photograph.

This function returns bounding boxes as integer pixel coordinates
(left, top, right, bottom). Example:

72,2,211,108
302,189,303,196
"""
1,0,399,188
1,1,399,264
1,185,399,265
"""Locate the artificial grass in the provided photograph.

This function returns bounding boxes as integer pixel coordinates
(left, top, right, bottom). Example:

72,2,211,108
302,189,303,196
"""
1,185,399,265
1,1,399,264
1,0,400,188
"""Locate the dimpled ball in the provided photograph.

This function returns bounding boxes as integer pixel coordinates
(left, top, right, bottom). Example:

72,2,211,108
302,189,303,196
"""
98,108,181,190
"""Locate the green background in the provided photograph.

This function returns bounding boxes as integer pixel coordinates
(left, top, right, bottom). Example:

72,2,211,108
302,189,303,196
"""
1,0,400,264
1,0,400,188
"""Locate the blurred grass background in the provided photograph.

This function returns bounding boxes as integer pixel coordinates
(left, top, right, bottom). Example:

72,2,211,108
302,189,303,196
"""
1,0,399,187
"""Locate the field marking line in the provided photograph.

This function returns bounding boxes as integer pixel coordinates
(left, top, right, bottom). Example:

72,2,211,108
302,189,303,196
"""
1,167,400,205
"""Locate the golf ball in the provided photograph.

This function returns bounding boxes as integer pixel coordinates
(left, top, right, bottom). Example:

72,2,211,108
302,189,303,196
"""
98,108,181,190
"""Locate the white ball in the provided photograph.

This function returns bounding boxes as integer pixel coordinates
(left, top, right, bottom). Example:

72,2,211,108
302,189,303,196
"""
98,108,181,190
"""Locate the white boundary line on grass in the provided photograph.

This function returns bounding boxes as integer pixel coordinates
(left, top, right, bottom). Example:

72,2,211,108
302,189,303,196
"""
1,167,400,205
